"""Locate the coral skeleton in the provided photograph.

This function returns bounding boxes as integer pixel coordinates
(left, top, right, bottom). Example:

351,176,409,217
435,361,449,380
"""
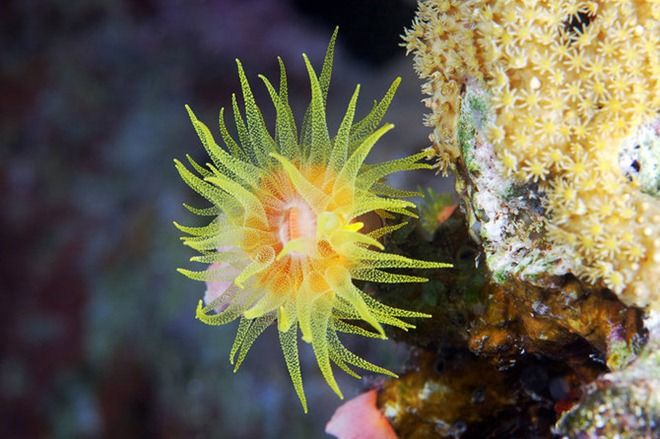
175,30,450,412
404,0,660,308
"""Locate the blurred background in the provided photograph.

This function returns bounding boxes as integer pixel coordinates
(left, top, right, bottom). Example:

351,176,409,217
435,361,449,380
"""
1,0,449,437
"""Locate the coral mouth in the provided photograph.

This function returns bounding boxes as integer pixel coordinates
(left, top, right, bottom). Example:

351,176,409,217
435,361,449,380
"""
277,199,317,247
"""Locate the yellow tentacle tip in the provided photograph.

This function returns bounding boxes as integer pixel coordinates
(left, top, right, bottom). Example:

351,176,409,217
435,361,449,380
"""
184,104,195,118
277,307,291,333
194,299,204,320
345,222,364,232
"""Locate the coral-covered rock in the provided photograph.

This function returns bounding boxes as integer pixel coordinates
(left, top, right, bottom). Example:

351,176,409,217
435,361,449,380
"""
468,277,647,371
555,311,660,438
404,0,660,309
377,350,597,438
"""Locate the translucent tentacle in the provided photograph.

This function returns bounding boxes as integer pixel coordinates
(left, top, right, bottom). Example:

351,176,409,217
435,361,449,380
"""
359,151,432,189
368,222,408,240
235,59,277,163
352,268,429,283
182,203,220,216
329,84,360,174
258,74,297,159
310,297,343,399
218,107,247,160
328,329,397,377
332,318,383,339
233,314,276,371
337,124,394,190
278,324,308,413
276,57,300,158
195,299,242,326
349,77,401,149
302,54,332,164
299,28,337,151
186,105,262,185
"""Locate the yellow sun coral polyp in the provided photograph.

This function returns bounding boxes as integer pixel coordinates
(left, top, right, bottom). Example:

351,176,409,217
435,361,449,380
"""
174,30,450,412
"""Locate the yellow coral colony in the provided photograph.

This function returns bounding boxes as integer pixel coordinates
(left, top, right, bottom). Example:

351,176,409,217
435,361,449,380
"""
405,1,659,308
175,31,451,412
